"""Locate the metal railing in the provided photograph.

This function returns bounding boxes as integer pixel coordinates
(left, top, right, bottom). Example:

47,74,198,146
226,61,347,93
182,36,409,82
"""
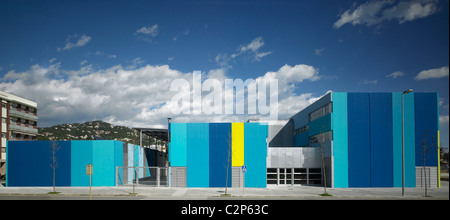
8,109,38,121
116,166,168,187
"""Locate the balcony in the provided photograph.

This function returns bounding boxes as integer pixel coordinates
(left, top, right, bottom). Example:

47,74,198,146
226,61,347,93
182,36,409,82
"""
9,109,38,121
9,124,38,135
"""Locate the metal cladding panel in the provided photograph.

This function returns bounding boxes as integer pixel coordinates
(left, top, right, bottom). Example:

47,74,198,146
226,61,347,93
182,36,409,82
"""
169,123,187,167
309,113,332,137
7,141,71,187
404,93,416,187
285,148,294,167
187,123,209,187
244,123,267,188
71,141,93,186
331,92,348,188
293,148,301,167
294,131,309,147
392,93,403,187
370,93,393,187
268,120,294,147
347,93,371,187
209,123,232,187
114,141,123,184
291,92,332,130
414,93,439,167
127,143,134,184
92,141,116,186
232,123,244,167
139,145,144,178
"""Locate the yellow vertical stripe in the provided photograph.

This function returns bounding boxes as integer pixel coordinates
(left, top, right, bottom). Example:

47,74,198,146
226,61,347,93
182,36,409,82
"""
438,130,440,188
232,123,244,167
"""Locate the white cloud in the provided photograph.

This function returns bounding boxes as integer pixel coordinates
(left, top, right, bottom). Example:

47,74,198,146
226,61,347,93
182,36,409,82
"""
217,37,272,67
360,79,378,85
386,71,405,78
0,62,324,128
135,24,159,42
57,34,91,51
315,48,325,55
239,37,265,53
135,24,159,37
334,0,439,29
414,66,449,80
440,115,449,125
80,60,88,66
94,50,117,59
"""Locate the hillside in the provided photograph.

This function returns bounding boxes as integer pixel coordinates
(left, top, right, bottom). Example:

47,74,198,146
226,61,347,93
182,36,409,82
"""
38,120,150,145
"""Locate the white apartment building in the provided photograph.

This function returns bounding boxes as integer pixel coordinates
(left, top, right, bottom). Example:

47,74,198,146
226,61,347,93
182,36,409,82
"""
0,90,38,179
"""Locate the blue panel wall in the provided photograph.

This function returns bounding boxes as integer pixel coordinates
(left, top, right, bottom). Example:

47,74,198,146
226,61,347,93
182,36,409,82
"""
347,93,371,187
370,93,393,187
187,123,210,187
169,123,187,166
392,93,403,187
309,113,332,136
331,92,348,188
7,141,71,187
244,123,267,188
93,141,115,186
209,123,232,187
71,141,93,186
404,93,416,187
414,93,438,166
294,132,309,147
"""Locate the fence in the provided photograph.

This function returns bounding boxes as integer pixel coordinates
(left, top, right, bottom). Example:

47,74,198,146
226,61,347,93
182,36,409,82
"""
116,166,168,187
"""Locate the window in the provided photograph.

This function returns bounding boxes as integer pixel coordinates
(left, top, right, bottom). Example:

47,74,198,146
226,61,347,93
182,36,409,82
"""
294,125,309,136
309,103,332,122
267,168,322,185
309,131,333,147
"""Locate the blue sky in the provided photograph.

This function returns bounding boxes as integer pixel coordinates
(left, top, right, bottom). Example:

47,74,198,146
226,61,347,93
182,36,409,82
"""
0,0,448,148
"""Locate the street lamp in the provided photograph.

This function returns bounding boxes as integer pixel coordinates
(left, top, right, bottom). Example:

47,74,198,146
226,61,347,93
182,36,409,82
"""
402,89,413,196
167,118,171,166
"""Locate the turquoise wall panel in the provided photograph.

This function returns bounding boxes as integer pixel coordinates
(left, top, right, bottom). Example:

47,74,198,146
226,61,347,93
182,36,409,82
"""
93,141,115,186
404,93,416,187
114,141,123,185
70,141,93,186
187,123,210,187
392,93,403,187
127,143,134,184
331,92,348,188
244,123,267,188
169,123,187,166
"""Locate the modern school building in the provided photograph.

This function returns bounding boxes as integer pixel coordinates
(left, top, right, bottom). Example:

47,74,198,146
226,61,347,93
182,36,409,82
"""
168,92,441,188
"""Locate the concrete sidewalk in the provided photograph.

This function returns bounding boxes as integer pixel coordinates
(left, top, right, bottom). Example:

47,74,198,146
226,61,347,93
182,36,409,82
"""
1,181,448,200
